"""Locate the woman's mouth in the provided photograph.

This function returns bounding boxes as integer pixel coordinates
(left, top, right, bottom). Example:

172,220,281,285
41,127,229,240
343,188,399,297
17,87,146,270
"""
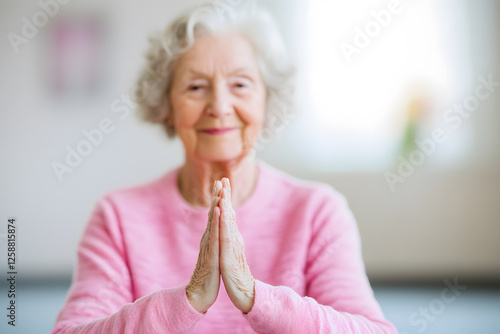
201,128,235,135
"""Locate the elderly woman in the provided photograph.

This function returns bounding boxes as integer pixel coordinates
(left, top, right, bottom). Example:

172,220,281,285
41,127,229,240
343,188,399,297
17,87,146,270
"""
52,2,396,333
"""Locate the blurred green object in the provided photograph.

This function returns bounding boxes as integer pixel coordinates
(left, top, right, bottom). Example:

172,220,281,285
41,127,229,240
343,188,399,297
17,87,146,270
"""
398,98,422,158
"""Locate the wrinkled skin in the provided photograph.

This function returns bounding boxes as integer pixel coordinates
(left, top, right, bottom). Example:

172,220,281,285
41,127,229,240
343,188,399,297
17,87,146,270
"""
185,181,223,313
186,178,255,314
170,31,262,315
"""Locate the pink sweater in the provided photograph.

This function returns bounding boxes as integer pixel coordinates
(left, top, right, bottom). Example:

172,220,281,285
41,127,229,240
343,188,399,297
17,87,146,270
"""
51,160,397,333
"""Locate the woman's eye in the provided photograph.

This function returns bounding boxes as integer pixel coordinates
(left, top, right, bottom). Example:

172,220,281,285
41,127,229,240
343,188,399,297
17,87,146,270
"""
189,85,203,91
231,77,252,90
233,83,247,89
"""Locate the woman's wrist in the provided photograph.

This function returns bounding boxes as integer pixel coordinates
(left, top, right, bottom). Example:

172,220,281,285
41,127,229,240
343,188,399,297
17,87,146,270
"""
186,289,209,313
240,279,256,314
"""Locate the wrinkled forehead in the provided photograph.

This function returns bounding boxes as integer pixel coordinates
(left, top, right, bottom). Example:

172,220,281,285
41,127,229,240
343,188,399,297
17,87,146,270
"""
173,33,260,78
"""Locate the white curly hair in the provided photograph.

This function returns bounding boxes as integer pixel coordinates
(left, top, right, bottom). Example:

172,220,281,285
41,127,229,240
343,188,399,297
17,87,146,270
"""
133,0,295,139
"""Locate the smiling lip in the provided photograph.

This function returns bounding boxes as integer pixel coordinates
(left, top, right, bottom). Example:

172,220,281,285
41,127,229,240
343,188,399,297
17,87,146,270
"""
201,128,235,135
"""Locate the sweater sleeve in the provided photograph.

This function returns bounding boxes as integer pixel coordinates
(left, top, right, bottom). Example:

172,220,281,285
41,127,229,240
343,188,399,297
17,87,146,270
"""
241,188,398,334
50,196,205,334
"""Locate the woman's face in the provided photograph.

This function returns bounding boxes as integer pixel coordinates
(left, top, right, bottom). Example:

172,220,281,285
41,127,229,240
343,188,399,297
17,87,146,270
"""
168,33,267,162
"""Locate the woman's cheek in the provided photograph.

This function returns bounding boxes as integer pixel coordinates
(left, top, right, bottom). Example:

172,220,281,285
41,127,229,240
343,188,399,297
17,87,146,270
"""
240,127,254,153
242,119,263,152
177,124,199,156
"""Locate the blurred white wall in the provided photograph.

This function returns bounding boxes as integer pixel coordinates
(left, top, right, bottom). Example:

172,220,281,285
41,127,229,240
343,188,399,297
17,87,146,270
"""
1,0,499,282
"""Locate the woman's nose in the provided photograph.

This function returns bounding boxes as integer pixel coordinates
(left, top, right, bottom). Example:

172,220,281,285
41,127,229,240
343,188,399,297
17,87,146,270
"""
206,84,233,118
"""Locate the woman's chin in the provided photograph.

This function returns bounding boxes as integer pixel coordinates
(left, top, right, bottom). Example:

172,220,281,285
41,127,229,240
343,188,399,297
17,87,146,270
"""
197,150,245,163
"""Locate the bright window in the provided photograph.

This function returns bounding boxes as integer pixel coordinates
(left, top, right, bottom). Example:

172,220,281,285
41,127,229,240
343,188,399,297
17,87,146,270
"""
293,0,465,172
